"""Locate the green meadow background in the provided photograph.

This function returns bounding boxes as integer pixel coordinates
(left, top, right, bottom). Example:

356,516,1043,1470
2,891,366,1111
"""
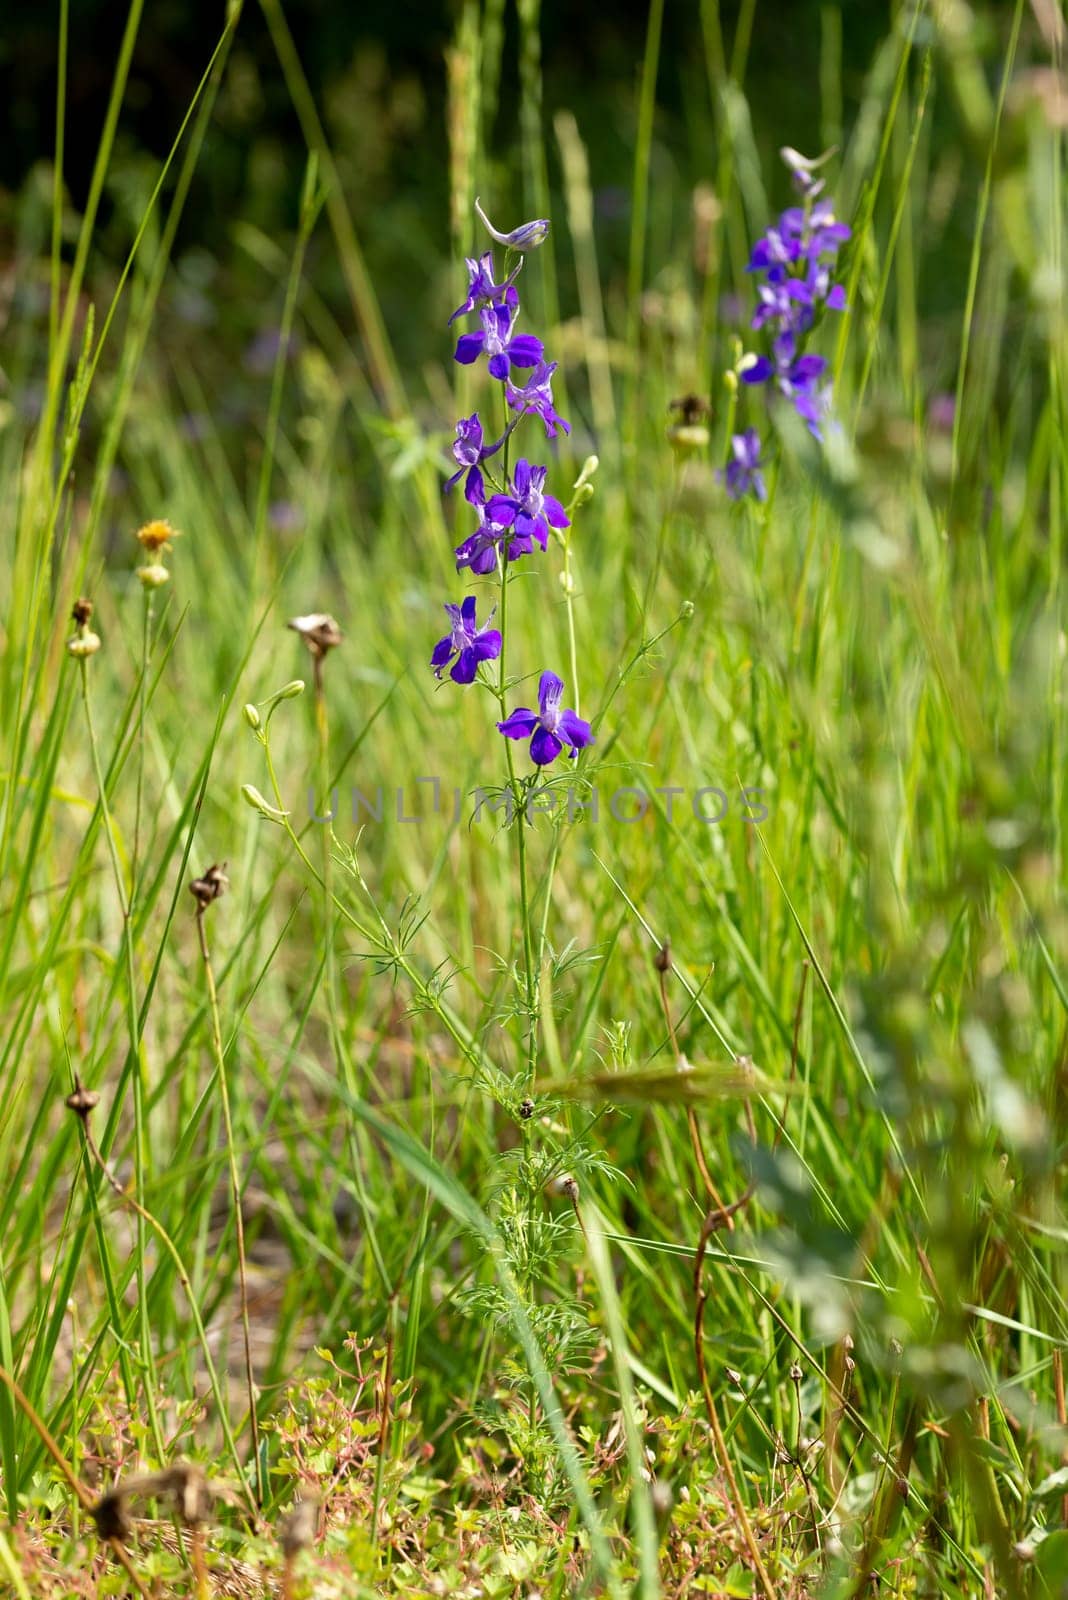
1,1,1067,1596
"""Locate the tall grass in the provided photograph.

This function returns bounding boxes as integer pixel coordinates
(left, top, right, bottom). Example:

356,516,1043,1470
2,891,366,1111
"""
0,1,1066,1595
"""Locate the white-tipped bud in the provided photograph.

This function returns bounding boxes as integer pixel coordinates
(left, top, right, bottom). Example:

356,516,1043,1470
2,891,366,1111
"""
243,703,262,730
67,631,102,658
241,784,289,823
136,563,170,589
573,454,599,491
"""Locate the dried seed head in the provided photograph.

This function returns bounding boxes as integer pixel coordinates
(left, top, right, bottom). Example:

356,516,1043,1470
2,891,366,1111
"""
654,940,673,973
190,863,228,910
667,395,712,454
288,613,342,659
789,1362,803,1384
136,519,180,554
91,1489,131,1542
518,1097,535,1120
279,1494,319,1556
670,394,712,427
549,1172,579,1203
135,563,170,589
65,1080,100,1120
68,597,102,657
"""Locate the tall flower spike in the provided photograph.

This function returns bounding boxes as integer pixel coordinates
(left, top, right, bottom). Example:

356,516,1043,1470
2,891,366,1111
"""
474,197,549,252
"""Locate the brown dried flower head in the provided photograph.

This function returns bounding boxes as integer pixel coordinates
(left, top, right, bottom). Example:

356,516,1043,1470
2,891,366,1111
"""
136,518,180,554
288,613,343,659
190,862,229,911
65,1080,100,1120
67,596,102,658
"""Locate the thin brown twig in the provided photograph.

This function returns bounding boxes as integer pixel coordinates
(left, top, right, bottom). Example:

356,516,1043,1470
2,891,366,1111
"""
1054,1347,1068,1527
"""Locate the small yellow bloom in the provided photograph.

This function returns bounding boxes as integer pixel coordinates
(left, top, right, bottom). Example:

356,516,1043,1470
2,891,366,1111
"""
136,518,180,554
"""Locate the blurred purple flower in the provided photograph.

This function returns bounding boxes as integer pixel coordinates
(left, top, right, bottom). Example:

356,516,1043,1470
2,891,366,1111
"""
717,430,767,502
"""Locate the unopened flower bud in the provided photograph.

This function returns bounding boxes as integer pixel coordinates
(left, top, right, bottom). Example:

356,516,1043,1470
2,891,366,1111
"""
241,784,289,823
650,1479,674,1518
474,197,549,251
243,703,261,730
679,600,695,619
573,455,599,491
136,563,170,589
67,631,102,658
654,941,672,973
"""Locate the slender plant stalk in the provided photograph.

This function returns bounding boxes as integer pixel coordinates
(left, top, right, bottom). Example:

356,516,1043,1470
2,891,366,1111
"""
194,901,263,1504
76,657,166,1464
67,1092,256,1514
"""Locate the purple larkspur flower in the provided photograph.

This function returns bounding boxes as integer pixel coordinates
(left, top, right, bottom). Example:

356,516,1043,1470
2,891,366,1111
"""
448,251,518,326
497,671,594,766
485,459,569,552
505,360,570,439
444,412,507,499
717,430,767,502
430,596,502,684
474,197,549,252
454,482,530,574
454,302,544,381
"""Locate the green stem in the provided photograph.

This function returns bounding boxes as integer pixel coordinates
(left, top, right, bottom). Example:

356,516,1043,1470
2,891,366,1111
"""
195,906,264,1505
76,659,166,1464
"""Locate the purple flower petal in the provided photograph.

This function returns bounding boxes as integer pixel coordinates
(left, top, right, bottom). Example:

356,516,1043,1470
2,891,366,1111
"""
530,727,563,765
558,709,594,750
454,332,485,365
498,708,539,739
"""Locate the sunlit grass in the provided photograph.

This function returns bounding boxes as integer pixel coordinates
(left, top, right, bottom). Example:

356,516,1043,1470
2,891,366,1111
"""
0,1,1066,1596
